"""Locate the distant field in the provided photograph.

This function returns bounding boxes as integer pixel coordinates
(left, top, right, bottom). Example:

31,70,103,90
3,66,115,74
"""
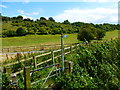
2,30,119,48
102,30,118,40
2,34,78,48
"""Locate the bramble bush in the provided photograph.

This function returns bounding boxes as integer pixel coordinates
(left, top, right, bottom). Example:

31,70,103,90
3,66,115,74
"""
54,39,120,89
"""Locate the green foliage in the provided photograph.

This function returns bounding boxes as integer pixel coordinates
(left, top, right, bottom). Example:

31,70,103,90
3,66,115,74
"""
16,27,27,36
2,15,120,37
77,28,94,42
77,27,105,42
2,39,119,88
2,30,16,37
96,29,105,40
40,17,47,20
2,73,12,88
16,15,23,20
54,39,120,89
48,17,55,22
63,20,70,24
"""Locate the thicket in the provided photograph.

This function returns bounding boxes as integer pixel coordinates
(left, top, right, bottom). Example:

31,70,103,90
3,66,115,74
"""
77,27,105,42
1,15,120,38
54,39,120,89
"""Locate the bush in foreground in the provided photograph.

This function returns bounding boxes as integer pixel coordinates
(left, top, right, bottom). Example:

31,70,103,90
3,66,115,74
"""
54,39,120,89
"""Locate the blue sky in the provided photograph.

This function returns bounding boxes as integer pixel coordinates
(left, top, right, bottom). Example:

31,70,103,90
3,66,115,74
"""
0,1,119,24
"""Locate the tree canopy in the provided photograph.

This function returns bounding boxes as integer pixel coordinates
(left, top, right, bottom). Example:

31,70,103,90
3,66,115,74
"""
16,27,27,36
1,15,120,38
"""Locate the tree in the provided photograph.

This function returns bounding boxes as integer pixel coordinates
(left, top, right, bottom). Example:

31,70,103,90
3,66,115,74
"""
48,17,55,22
40,17,47,20
96,29,105,40
2,16,11,22
2,30,16,37
16,27,26,36
63,20,70,24
77,28,94,42
23,18,32,21
16,15,23,20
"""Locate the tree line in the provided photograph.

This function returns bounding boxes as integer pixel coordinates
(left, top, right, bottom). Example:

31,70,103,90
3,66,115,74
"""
1,15,120,41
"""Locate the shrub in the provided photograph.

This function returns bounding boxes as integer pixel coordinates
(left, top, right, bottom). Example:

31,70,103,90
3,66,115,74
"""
77,27,106,42
16,27,27,36
54,39,119,89
77,28,94,42
96,29,105,40
2,30,16,37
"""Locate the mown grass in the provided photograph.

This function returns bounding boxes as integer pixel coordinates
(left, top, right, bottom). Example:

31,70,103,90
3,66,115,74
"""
2,30,119,48
2,34,78,48
102,30,118,40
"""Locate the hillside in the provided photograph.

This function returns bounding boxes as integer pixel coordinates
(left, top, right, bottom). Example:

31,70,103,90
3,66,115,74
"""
1,15,120,38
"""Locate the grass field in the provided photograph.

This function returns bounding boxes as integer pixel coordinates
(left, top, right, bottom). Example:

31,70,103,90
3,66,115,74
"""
2,30,119,48
2,34,78,48
102,30,118,40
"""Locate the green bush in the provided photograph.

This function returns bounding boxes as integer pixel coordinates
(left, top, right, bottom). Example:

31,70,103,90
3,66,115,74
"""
2,73,12,88
16,27,27,36
2,30,16,37
77,28,94,42
77,27,106,42
54,39,120,89
96,29,105,40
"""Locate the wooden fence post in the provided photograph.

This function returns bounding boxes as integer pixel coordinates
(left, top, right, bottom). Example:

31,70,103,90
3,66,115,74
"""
33,56,37,68
6,54,9,60
64,60,73,74
7,48,10,52
51,51,55,64
2,49,4,53
70,45,72,53
34,46,36,50
68,61,73,73
20,47,22,51
64,61,69,74
24,67,30,89
57,57,61,67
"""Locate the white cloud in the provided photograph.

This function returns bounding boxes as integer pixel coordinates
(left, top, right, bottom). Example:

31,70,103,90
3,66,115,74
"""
17,10,39,21
18,10,25,14
32,12,39,15
26,12,39,16
54,8,118,24
17,10,39,16
0,4,7,8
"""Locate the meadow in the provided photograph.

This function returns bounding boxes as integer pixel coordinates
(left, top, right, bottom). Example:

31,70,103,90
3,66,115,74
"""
2,30,119,48
2,34,78,48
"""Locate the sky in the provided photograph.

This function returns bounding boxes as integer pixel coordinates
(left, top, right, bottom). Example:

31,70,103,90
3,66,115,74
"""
0,0,120,24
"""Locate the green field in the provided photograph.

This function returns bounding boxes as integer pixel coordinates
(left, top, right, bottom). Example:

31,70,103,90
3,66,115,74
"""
2,34,78,48
102,30,118,40
2,30,119,48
